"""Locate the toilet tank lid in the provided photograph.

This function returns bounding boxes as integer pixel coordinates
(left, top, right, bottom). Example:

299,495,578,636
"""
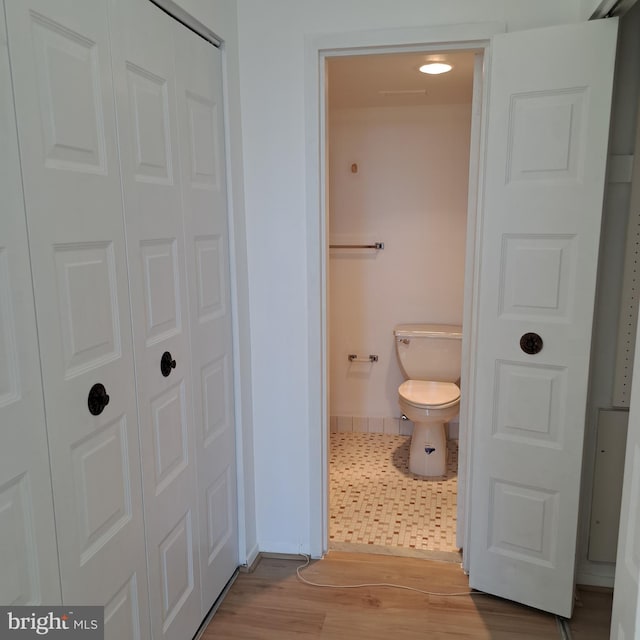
394,323,462,339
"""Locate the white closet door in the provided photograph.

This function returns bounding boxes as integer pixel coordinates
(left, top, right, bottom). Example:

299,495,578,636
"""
4,1,151,636
174,24,239,612
108,0,202,637
0,4,60,606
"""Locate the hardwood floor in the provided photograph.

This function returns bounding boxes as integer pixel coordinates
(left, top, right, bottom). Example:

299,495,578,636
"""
570,588,613,640
202,551,578,639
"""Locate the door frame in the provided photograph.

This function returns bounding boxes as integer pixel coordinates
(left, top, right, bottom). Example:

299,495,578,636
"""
304,22,504,560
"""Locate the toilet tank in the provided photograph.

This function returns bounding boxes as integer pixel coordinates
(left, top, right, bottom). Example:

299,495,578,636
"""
394,324,462,382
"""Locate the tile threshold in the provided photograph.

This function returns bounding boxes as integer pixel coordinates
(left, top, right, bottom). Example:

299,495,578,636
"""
329,541,462,563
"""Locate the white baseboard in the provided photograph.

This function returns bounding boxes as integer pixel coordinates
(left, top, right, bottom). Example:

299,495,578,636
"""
241,542,260,572
575,560,615,588
330,415,459,440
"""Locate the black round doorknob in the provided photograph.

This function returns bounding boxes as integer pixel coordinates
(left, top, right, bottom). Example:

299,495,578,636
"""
161,351,177,377
520,332,543,355
88,383,110,416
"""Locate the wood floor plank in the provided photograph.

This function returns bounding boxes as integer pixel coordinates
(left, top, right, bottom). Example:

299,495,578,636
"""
202,552,564,639
570,588,613,639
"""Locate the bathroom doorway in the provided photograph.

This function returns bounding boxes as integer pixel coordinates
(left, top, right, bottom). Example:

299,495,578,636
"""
326,49,479,559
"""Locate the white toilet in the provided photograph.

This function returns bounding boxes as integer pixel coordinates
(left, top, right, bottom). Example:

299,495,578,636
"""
394,324,462,477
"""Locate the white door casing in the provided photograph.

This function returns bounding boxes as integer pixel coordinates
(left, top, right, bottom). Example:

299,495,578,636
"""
173,23,239,613
468,19,618,617
108,0,202,637
4,1,151,636
611,290,640,635
611,353,640,639
0,3,60,606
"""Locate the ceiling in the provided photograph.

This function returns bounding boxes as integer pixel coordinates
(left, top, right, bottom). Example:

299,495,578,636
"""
327,50,477,110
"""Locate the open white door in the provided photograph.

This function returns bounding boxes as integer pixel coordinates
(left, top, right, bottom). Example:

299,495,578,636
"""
468,19,618,617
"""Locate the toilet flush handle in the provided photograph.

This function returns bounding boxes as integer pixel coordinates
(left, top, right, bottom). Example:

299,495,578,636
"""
398,338,410,345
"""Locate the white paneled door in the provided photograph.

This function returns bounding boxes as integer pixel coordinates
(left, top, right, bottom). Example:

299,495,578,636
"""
0,6,60,607
468,19,617,617
109,0,202,637
4,1,151,636
2,0,237,634
110,0,219,639
173,23,239,614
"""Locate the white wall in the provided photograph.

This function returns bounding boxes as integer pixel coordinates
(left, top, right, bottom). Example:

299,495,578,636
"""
328,105,471,421
172,0,258,566
236,0,583,554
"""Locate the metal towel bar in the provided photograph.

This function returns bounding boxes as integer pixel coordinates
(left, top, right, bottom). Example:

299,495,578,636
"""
330,242,384,250
348,354,379,363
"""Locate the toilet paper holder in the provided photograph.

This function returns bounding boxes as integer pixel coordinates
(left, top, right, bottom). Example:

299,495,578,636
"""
348,354,379,363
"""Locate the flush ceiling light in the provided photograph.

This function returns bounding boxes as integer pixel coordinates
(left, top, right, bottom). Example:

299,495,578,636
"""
419,62,452,75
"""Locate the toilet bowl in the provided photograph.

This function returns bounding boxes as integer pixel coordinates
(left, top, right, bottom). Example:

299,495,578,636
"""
398,380,460,476
394,324,462,477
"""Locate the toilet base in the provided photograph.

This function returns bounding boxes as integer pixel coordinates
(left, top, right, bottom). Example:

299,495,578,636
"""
409,422,447,476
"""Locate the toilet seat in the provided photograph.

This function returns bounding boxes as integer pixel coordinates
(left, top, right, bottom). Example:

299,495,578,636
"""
398,380,460,409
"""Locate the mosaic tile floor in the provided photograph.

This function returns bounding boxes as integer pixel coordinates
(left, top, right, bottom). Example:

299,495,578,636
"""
329,432,459,555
